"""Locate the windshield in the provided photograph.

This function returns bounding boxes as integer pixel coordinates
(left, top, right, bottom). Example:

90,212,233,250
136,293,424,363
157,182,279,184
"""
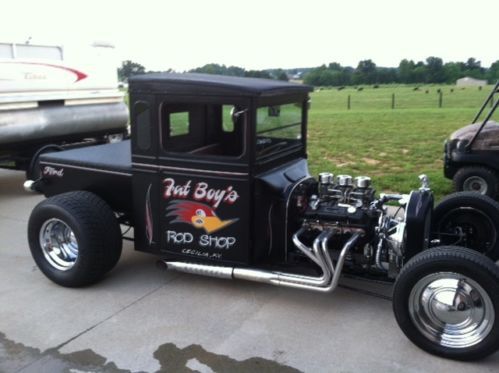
256,102,303,158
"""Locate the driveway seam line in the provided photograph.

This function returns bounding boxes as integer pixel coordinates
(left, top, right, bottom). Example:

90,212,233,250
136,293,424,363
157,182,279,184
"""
55,273,183,351
15,273,183,372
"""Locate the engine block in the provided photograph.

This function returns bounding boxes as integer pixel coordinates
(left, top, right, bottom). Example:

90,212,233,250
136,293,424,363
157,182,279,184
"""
303,173,378,232
291,172,431,278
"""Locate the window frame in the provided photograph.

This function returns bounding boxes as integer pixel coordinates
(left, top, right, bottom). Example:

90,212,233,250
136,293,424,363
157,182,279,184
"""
254,100,306,161
157,96,249,163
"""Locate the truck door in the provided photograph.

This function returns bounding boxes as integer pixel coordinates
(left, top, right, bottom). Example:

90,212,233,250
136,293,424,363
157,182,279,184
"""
159,171,250,264
156,99,252,265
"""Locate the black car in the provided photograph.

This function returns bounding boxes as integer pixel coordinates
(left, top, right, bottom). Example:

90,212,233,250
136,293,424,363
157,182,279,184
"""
25,73,499,361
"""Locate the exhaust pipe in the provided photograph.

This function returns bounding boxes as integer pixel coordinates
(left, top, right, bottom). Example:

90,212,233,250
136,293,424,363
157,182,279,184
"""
163,230,361,293
23,179,44,193
23,180,36,193
164,261,233,279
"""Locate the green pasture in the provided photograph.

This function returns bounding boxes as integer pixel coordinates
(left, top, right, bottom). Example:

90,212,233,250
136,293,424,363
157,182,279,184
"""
307,84,496,200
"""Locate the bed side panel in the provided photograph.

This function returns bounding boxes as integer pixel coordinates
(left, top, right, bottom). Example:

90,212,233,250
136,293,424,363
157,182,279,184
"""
39,161,132,213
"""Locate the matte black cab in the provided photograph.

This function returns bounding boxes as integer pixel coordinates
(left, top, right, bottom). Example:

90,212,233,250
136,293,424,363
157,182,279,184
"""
128,73,313,266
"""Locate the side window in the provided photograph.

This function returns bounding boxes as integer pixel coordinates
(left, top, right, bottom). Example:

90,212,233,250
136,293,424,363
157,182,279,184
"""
222,105,234,132
162,104,202,152
160,102,245,158
134,101,151,151
15,44,63,60
0,43,14,58
169,112,190,136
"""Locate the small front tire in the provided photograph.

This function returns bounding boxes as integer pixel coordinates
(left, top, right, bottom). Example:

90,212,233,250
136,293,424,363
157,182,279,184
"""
28,191,122,287
393,246,499,360
432,192,499,260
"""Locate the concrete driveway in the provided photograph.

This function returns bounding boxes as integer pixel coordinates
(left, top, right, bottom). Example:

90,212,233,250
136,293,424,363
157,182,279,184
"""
0,169,498,372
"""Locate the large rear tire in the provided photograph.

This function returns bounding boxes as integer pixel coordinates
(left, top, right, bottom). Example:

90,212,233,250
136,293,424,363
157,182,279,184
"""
28,191,122,287
393,246,499,360
432,192,499,260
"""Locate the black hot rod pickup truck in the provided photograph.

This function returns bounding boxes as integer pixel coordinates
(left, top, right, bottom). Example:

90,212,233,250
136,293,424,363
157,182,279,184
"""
25,73,499,361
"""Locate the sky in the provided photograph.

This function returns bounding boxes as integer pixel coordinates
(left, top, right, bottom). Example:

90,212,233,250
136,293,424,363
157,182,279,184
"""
1,0,498,71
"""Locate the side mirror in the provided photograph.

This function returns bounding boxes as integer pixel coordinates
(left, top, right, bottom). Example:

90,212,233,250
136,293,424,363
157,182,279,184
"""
230,107,247,124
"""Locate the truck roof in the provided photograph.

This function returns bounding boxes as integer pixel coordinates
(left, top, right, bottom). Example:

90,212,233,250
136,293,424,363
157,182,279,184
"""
129,73,313,97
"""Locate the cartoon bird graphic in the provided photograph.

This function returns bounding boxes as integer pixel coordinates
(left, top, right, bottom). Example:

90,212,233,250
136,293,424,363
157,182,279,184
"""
166,201,238,234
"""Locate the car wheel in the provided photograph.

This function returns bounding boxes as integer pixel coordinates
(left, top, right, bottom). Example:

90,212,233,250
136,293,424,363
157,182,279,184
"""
432,192,499,260
453,166,499,199
393,246,499,360
28,191,122,287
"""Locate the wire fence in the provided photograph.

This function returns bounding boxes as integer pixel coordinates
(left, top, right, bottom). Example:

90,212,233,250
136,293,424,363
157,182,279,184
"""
313,85,496,111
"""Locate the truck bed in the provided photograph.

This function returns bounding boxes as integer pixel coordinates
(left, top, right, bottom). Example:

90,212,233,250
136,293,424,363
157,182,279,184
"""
39,140,133,213
41,139,132,173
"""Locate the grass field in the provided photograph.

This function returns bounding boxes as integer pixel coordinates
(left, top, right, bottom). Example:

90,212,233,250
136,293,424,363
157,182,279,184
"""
306,84,496,200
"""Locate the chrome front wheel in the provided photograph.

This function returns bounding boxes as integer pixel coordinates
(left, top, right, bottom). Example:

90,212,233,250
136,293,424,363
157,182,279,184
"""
408,272,494,349
393,246,499,360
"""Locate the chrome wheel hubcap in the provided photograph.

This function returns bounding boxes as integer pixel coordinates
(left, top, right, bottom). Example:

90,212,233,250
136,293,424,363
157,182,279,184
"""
409,272,494,349
39,218,78,271
463,176,488,194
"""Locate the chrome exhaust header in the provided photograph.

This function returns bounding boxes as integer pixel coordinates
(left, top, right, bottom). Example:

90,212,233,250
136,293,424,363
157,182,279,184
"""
162,230,361,293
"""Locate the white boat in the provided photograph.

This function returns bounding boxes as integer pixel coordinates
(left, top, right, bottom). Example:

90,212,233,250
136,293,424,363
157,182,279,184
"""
0,41,128,172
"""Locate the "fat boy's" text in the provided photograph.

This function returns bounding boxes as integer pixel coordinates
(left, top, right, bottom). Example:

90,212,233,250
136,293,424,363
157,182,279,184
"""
163,178,239,208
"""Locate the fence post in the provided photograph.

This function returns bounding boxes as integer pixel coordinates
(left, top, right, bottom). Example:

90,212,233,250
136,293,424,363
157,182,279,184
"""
438,91,443,108
347,95,351,110
391,93,395,109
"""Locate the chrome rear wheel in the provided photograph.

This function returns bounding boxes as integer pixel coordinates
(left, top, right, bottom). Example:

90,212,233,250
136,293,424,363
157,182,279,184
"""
28,191,122,287
39,218,79,271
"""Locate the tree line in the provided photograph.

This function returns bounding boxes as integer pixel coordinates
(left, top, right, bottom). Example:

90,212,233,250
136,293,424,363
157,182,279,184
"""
118,61,289,82
188,63,289,81
303,57,499,86
118,57,499,86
